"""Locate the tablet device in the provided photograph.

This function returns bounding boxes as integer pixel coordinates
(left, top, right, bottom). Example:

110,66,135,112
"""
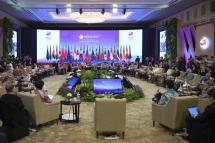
188,107,200,116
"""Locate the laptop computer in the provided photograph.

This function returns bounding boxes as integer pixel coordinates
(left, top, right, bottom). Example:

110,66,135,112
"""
188,107,200,116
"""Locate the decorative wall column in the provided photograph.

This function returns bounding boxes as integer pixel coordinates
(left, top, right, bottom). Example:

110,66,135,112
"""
178,25,196,65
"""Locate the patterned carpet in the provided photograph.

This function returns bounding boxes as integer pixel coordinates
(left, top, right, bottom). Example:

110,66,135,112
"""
14,75,188,143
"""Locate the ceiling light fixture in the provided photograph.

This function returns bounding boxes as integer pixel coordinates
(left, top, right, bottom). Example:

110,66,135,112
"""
66,4,72,13
79,8,83,15
49,11,132,23
123,8,126,15
56,8,60,15
101,8,105,15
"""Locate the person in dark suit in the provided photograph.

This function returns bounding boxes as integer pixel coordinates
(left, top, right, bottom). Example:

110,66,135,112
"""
135,56,140,64
185,87,215,143
0,83,29,141
135,56,140,68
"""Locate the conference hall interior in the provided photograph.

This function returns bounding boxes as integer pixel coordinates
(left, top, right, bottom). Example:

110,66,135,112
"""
0,0,215,143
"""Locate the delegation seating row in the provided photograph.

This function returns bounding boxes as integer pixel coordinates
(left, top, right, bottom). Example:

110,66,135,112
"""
124,66,201,88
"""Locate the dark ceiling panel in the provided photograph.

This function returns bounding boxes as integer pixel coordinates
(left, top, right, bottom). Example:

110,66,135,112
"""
0,0,204,27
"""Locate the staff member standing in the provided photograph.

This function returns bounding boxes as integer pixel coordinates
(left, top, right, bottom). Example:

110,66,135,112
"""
135,56,140,68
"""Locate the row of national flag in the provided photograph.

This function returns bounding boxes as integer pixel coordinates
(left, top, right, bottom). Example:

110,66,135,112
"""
46,45,132,61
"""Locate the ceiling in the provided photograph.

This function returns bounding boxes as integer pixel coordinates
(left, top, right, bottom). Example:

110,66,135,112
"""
0,0,203,26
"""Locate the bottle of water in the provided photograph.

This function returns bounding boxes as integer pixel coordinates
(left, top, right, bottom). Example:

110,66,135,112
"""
77,92,80,100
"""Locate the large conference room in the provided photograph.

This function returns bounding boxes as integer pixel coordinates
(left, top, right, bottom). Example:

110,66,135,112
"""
0,0,215,143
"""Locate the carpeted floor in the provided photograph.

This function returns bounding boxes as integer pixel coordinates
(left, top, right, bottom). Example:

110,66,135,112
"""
14,75,188,143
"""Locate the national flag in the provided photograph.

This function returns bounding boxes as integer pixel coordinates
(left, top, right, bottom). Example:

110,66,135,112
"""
117,47,120,60
67,45,71,61
98,45,101,59
70,46,74,61
88,46,92,61
61,47,64,60
129,45,132,59
64,46,68,60
95,48,98,60
52,46,55,59
107,49,110,60
46,45,49,60
55,45,58,59
101,46,104,60
76,50,80,60
58,46,61,60
83,45,86,60
123,45,125,60
110,47,113,60
79,45,83,61
49,45,52,60
86,46,89,61
126,45,129,60
113,46,117,59
92,48,95,60
73,46,77,60
120,46,122,60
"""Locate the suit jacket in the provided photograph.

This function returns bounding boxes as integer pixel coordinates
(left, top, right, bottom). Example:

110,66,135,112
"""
0,93,29,141
196,101,215,143
0,93,24,112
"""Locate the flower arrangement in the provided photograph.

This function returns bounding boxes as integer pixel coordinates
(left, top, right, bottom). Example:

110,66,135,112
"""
66,93,72,99
57,70,144,102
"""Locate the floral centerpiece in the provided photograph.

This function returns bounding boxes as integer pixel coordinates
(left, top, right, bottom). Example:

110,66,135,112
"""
57,70,144,102
66,93,72,99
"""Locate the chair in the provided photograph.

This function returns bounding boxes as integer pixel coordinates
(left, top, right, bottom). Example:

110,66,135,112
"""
188,74,201,87
94,98,126,139
17,92,60,126
0,87,6,96
152,96,199,135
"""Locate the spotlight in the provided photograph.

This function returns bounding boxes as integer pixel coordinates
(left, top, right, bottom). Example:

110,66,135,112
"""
56,8,60,15
123,8,126,15
79,8,83,15
101,8,105,15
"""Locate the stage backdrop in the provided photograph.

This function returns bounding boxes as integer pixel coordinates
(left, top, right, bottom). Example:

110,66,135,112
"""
37,29,142,63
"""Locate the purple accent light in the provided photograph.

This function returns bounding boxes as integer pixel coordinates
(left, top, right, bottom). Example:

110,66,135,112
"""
179,26,196,65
